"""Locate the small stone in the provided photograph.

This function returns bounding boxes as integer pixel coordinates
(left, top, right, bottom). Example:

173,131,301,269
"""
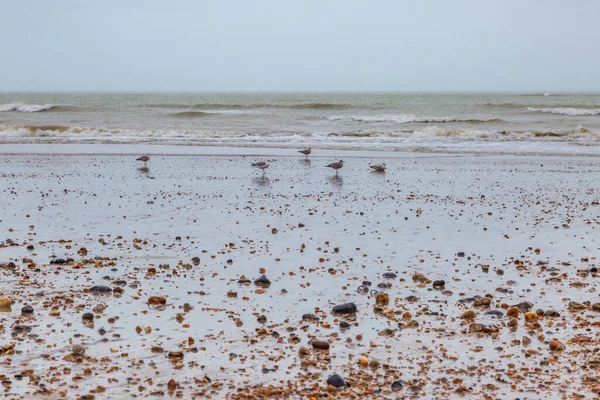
332,302,357,314
432,280,445,289
460,310,476,319
568,301,586,311
302,313,319,321
383,272,397,279
512,302,533,312
375,293,389,305
147,296,167,305
12,324,32,333
592,303,600,312
0,297,12,311
21,305,34,314
544,310,560,317
312,340,330,350
339,321,350,329
485,310,503,318
457,252,465,257
88,286,112,294
72,344,85,356
391,380,404,390
524,312,538,323
549,339,565,351
82,312,94,321
253,275,271,287
326,374,346,388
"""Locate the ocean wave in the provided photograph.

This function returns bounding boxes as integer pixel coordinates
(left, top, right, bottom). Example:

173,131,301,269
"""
147,102,353,110
169,111,221,118
327,115,503,124
527,107,600,116
1,124,598,149
0,103,76,113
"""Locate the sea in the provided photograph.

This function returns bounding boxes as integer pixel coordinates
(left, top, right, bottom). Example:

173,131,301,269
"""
1,92,600,155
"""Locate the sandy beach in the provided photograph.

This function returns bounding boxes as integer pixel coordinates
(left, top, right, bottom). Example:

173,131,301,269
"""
1,145,600,399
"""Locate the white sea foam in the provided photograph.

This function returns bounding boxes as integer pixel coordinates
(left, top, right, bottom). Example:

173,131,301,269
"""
0,103,59,112
326,115,502,123
527,107,600,116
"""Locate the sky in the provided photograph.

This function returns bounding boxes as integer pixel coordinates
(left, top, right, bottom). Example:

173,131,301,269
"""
2,0,600,92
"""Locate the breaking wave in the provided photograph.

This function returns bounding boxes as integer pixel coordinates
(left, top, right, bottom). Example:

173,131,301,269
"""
147,102,353,110
169,111,221,118
527,107,600,116
326,115,503,124
0,103,76,113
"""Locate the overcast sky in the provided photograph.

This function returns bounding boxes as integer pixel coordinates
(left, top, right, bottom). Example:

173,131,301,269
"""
2,0,599,92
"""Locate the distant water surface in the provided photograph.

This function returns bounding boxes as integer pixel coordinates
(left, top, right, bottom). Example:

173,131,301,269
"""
1,92,600,155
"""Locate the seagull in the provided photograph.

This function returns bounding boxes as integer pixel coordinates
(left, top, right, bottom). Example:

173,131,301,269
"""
298,147,311,160
252,161,270,177
370,163,386,172
137,155,150,167
326,160,345,176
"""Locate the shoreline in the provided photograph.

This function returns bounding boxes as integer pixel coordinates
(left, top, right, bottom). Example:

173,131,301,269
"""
1,143,600,158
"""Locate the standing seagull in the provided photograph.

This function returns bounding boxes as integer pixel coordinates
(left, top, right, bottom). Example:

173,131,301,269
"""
370,163,386,172
298,147,311,160
252,161,270,177
326,160,345,176
137,155,150,167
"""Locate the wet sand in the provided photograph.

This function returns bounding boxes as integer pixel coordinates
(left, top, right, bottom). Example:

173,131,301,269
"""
1,147,600,399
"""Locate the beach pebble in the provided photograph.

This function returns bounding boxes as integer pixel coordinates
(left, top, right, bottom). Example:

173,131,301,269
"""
12,324,32,333
88,286,112,294
21,305,34,314
485,310,503,318
326,374,346,388
302,313,319,321
391,380,404,390
568,301,586,311
382,272,397,279
82,312,94,321
253,275,271,287
432,280,445,289
311,340,330,350
332,302,357,314
549,339,565,351
147,296,167,305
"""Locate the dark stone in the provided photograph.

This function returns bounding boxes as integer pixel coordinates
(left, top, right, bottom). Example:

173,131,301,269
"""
496,269,504,275
391,380,404,390
362,280,372,286
383,272,397,279
377,282,388,289
312,340,330,350
537,260,548,265
405,296,419,302
339,321,350,329
512,301,533,312
226,259,233,265
237,279,251,284
485,310,504,318
7,262,16,269
12,324,32,333
253,275,271,287
357,285,369,294
432,280,445,289
544,310,560,317
256,315,267,324
21,305,34,314
302,313,319,321
88,286,113,294
98,328,107,335
82,312,94,321
326,374,346,388
590,267,598,273
332,302,357,314
50,258,67,265
113,280,127,286
457,252,465,257
26,245,34,251
458,296,481,303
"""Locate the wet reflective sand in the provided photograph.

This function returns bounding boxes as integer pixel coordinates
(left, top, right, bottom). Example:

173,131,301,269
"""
1,151,599,399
